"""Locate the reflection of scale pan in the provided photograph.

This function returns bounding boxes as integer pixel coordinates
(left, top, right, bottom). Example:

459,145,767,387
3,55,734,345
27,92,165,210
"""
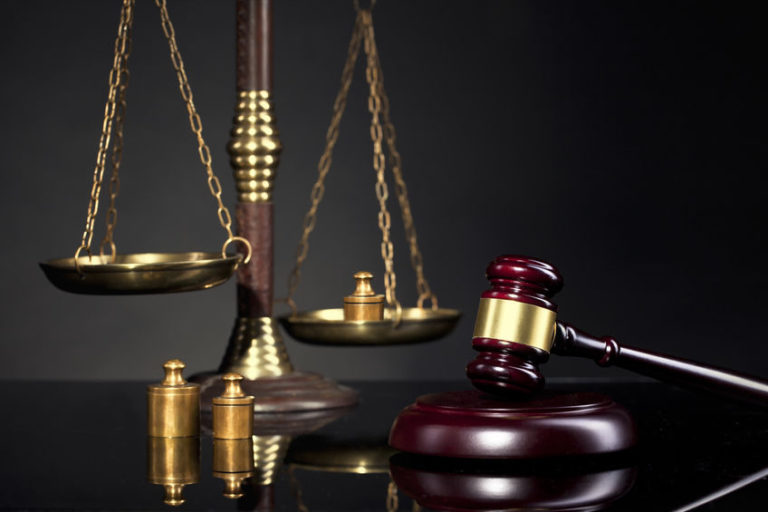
279,308,461,346
40,252,243,295
287,437,396,474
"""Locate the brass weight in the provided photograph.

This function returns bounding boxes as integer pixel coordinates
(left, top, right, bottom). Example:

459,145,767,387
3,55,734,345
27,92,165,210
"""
147,359,200,438
212,373,254,439
343,271,385,321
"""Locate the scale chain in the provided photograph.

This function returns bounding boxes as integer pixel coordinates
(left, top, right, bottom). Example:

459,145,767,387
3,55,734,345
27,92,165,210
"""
372,32,438,310
99,7,134,260
362,9,401,317
154,0,250,263
283,11,365,314
283,2,436,318
74,0,250,269
386,479,399,512
76,0,134,265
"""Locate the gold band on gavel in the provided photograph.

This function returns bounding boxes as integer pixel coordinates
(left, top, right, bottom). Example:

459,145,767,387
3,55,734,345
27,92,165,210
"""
472,298,557,352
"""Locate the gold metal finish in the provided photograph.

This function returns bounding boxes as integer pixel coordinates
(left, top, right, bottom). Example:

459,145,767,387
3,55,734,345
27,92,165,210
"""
213,437,255,499
288,443,395,474
213,373,254,440
387,479,399,512
373,27,437,311
147,436,200,507
218,317,293,379
154,0,250,261
228,90,282,203
100,3,132,259
361,8,399,312
472,298,557,352
282,6,445,330
253,435,291,486
284,14,364,313
147,359,200,438
286,432,401,512
279,308,460,346
40,252,242,295
344,271,385,321
77,0,134,263
51,0,250,290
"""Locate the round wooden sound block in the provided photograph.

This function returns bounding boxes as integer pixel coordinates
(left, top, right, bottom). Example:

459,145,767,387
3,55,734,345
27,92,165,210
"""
389,390,637,459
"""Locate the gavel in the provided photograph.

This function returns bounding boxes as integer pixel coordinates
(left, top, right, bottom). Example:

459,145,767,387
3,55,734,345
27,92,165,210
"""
466,255,768,405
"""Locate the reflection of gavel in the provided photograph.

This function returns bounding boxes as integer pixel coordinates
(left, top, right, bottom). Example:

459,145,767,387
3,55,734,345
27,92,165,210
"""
467,255,768,404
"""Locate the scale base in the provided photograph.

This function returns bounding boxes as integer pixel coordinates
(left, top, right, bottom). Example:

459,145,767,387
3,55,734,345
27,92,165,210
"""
190,316,358,414
389,389,637,459
192,371,358,414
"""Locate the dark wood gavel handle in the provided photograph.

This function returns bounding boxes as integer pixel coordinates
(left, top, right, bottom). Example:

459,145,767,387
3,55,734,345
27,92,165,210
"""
554,322,768,406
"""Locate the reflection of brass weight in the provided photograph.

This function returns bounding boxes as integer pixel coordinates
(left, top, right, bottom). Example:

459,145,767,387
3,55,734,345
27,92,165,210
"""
213,438,255,499
146,436,200,507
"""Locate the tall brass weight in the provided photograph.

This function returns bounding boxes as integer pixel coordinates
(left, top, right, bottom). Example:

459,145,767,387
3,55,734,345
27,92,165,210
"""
147,360,200,438
146,360,200,507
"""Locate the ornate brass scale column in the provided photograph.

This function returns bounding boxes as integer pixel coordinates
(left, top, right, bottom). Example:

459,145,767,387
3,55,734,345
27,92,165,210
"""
192,0,358,412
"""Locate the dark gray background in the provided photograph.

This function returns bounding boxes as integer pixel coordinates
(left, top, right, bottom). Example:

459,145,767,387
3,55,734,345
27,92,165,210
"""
1,0,766,382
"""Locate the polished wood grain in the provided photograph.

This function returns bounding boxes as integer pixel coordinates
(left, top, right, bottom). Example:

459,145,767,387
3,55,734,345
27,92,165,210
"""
236,0,271,91
388,389,637,459
235,203,272,317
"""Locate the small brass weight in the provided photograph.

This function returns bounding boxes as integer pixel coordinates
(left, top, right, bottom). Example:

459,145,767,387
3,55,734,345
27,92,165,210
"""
146,359,200,506
213,373,254,440
344,271,385,321
212,373,255,499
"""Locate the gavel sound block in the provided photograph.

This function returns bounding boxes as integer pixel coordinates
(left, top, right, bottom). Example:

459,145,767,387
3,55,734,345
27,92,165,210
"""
389,255,768,459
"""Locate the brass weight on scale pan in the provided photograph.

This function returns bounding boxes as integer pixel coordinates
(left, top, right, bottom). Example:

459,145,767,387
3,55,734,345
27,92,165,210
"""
278,4,460,345
39,0,251,294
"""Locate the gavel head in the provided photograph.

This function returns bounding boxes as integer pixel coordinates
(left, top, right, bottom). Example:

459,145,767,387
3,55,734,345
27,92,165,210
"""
466,255,563,397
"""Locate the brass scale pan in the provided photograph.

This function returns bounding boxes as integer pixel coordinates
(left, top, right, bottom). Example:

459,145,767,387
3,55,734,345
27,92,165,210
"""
40,253,459,345
279,308,461,346
40,252,242,295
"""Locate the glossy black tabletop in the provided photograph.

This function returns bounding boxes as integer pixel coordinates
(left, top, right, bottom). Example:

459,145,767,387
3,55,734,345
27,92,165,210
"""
0,380,765,511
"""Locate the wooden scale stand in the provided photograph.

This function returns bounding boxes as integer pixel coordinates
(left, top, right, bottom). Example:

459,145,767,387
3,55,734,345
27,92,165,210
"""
194,0,460,412
188,0,363,415
40,0,460,419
